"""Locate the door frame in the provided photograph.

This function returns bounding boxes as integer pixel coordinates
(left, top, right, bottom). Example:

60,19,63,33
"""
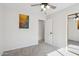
38,19,45,43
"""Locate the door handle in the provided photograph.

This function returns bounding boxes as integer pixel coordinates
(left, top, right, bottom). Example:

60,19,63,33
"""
50,32,53,34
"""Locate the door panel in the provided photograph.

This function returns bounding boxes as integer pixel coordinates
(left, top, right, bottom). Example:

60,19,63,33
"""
45,19,53,45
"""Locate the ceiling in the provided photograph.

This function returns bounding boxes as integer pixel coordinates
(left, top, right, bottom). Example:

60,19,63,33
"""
4,3,76,15
42,3,76,15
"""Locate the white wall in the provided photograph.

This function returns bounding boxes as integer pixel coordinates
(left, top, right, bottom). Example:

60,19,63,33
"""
52,12,67,48
0,4,3,55
68,18,79,41
2,3,79,51
45,11,67,47
45,4,79,48
4,4,45,51
0,4,5,55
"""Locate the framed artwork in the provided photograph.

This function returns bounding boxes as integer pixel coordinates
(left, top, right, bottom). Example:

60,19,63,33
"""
19,14,29,29
77,20,79,29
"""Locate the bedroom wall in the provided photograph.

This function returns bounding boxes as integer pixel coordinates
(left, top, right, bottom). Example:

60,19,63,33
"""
2,3,79,51
4,3,45,51
0,4,5,55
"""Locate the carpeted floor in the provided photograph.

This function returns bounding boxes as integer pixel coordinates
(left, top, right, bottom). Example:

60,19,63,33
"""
2,42,58,56
68,40,79,46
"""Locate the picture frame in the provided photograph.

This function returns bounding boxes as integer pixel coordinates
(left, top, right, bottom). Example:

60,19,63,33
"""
19,14,29,29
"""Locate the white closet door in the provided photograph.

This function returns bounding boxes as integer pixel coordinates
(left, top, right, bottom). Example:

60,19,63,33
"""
45,18,53,45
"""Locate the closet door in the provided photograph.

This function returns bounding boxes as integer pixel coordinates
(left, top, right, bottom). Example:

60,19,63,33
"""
45,18,53,45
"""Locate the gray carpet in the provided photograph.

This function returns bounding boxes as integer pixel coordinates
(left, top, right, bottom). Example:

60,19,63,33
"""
2,42,58,56
68,40,79,46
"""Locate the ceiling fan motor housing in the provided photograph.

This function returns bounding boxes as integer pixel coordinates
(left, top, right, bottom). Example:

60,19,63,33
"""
41,3,48,7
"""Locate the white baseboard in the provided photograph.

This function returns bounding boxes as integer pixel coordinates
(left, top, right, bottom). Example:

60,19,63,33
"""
4,42,38,52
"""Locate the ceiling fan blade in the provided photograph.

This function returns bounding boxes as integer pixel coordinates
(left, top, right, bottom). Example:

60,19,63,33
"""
31,4,41,6
68,13,79,16
48,4,56,9
68,14,77,16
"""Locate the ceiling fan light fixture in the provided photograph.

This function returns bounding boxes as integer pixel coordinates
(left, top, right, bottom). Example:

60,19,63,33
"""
41,4,44,9
41,3,50,11
43,8,46,11
31,3,56,12
46,5,50,9
41,4,46,11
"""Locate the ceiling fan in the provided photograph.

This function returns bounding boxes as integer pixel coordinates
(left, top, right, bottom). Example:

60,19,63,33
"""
31,3,56,11
68,13,79,20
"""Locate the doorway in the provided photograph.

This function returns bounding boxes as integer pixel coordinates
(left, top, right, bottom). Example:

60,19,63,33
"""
67,14,79,46
67,14,79,55
38,20,45,43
